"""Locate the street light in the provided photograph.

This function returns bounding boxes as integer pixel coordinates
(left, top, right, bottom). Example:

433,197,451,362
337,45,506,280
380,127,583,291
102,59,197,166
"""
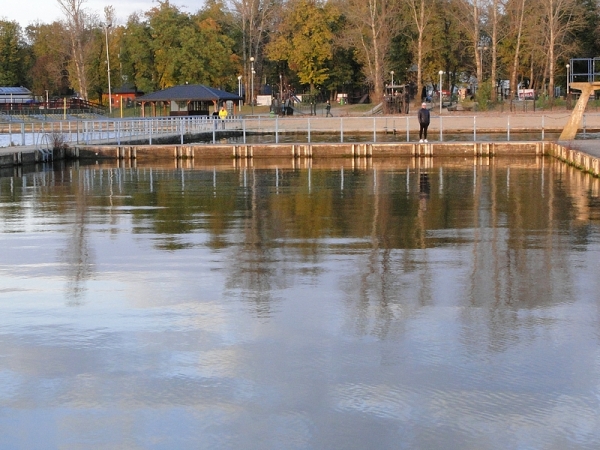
238,75,242,110
390,70,394,86
279,73,283,100
439,70,444,115
477,42,488,83
566,63,570,95
103,23,112,114
250,56,255,115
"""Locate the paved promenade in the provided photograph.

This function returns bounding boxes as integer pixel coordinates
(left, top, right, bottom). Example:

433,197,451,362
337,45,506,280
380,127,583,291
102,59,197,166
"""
1,110,599,158
561,140,600,158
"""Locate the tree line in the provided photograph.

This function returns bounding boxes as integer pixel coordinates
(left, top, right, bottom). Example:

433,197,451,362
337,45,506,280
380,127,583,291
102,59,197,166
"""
0,0,596,107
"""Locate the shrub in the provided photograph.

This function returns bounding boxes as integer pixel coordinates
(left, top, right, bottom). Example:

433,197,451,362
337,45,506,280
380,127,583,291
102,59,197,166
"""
476,81,493,111
48,131,68,150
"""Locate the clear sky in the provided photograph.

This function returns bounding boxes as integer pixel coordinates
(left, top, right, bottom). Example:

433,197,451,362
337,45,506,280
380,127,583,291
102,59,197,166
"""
2,0,197,28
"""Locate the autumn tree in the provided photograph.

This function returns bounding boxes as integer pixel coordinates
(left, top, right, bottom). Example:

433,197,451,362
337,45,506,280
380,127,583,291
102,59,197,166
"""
507,0,526,101
114,1,240,94
340,0,402,103
57,0,94,100
266,0,338,94
481,0,502,101
182,14,240,90
424,1,471,96
228,0,280,105
25,22,70,97
449,0,484,86
401,0,435,106
537,0,584,97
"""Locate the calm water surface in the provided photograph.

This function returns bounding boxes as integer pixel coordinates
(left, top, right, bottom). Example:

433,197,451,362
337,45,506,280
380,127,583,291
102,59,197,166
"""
1,158,600,449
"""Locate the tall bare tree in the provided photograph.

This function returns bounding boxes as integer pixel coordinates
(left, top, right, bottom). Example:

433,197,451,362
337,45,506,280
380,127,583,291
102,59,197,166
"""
508,0,525,102
403,0,434,105
538,0,583,97
451,0,483,84
228,0,279,105
57,0,91,99
341,0,402,103
486,0,501,101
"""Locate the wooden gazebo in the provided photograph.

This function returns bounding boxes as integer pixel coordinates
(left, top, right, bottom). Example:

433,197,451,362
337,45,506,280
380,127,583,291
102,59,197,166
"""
136,84,242,117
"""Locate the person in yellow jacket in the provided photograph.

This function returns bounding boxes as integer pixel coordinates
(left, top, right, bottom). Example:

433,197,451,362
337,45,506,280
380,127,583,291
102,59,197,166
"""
218,105,228,129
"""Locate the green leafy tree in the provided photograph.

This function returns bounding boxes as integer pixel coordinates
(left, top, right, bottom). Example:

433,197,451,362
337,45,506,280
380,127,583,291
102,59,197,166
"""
266,0,339,93
180,16,240,89
146,0,191,88
425,2,471,96
0,20,29,86
120,15,156,94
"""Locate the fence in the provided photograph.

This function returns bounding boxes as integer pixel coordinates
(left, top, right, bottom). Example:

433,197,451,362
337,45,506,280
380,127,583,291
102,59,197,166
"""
1,113,597,149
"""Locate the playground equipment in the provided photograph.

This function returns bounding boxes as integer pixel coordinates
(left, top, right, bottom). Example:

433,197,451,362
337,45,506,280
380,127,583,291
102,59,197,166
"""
383,84,412,114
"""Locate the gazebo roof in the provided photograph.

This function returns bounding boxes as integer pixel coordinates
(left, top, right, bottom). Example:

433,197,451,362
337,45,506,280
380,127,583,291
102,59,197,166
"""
113,83,143,95
137,84,242,102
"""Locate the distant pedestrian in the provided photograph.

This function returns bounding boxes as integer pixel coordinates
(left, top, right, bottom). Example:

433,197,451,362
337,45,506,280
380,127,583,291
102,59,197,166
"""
325,100,332,117
418,102,430,143
219,104,228,129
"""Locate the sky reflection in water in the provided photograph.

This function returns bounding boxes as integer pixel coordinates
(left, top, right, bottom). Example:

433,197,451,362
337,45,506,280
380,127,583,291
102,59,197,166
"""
0,158,599,449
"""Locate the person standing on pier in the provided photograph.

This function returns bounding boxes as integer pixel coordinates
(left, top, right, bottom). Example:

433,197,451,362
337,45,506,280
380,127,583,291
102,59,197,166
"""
219,104,228,129
418,102,430,143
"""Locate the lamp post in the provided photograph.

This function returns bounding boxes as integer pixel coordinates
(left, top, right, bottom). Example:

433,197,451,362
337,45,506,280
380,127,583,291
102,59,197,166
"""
250,56,255,115
566,63,570,96
279,73,283,115
238,75,242,110
477,41,488,84
279,73,283,100
103,23,112,114
390,70,394,86
439,70,444,115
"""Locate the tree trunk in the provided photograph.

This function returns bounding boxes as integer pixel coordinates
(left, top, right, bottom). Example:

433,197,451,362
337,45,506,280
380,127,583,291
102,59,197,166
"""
491,0,498,102
473,0,481,84
510,0,525,102
57,0,89,100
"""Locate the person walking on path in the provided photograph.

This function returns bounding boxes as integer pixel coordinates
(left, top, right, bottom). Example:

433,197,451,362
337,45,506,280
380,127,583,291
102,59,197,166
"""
418,102,430,143
325,100,332,117
219,104,228,129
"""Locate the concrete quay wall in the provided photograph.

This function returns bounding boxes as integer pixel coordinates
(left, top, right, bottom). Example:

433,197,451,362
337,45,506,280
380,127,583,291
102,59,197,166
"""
69,141,549,161
0,147,66,168
549,142,600,177
0,141,598,178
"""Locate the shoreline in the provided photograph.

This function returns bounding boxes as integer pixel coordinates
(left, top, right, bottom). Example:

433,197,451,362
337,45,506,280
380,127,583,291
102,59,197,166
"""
0,140,597,179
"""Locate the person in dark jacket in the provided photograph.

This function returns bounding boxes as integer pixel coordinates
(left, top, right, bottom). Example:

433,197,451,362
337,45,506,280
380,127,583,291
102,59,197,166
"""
418,102,430,143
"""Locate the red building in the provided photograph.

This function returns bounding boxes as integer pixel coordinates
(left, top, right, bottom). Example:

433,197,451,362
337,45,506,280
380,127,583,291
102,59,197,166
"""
108,83,143,109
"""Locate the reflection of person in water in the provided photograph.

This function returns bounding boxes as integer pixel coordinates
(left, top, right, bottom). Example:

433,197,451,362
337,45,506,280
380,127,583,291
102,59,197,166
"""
419,172,430,211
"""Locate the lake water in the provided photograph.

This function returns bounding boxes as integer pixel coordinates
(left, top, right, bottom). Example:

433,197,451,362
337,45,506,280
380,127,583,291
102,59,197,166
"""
1,157,600,449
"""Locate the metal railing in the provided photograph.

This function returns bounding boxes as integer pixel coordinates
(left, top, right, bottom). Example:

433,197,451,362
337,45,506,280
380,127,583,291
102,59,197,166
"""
1,113,595,149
